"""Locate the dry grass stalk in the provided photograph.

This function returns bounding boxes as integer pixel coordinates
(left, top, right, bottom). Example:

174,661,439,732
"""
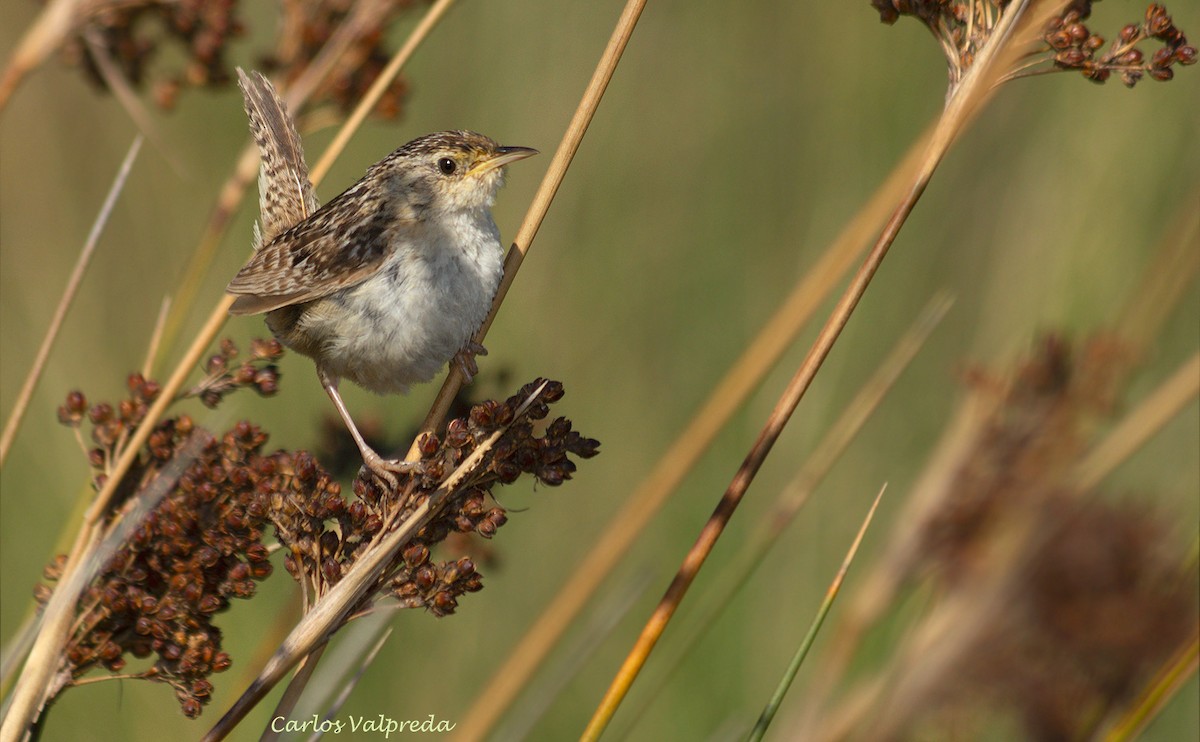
792,324,1198,738
609,294,951,738
1074,350,1200,490
580,3,1066,737
801,194,1200,733
455,51,953,742
405,0,653,464
0,0,83,110
0,137,142,468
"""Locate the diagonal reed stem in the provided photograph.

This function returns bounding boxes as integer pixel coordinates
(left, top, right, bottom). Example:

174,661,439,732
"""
579,3,1062,737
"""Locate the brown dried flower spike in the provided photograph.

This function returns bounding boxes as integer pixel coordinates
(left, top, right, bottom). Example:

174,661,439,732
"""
871,0,1195,89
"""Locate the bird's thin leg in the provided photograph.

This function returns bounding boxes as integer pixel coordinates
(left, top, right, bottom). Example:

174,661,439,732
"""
317,369,416,483
453,341,488,383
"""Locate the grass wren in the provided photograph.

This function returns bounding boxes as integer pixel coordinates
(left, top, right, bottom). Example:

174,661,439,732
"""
226,70,537,482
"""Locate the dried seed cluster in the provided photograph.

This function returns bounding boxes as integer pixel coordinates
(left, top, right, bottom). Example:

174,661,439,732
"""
57,338,280,490
43,365,598,718
1047,3,1196,86
261,0,424,119
54,0,243,109
38,418,282,718
871,0,1004,84
58,372,162,489
870,0,1194,88
283,379,600,619
53,0,423,115
184,336,283,408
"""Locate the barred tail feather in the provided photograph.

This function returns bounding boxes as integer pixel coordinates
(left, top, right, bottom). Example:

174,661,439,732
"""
236,68,320,244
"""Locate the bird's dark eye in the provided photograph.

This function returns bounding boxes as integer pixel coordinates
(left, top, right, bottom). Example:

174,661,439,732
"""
437,157,457,175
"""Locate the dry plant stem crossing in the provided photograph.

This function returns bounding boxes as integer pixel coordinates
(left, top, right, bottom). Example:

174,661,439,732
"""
610,295,951,738
580,2,1059,737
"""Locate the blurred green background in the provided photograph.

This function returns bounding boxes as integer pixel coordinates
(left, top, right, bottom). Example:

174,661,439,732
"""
2,2,1197,740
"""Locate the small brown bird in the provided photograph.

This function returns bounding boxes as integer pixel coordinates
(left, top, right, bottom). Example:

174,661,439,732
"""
227,70,537,482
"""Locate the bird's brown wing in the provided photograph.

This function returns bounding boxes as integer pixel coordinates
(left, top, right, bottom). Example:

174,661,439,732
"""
226,184,402,315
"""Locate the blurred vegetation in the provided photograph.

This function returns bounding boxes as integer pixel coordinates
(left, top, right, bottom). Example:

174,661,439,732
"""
1,2,1196,740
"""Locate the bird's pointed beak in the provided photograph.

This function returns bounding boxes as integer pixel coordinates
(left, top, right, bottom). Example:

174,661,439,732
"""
470,146,539,175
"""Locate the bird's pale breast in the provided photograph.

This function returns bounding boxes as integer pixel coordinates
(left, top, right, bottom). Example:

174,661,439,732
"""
268,209,504,393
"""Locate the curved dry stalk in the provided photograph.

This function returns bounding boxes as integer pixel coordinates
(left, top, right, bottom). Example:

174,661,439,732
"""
0,136,143,468
579,3,1062,737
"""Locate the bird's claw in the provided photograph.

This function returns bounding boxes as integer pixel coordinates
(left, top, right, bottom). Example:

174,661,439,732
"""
454,342,488,383
359,450,420,489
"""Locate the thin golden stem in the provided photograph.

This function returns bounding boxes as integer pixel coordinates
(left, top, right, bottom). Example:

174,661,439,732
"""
1074,351,1200,491
405,0,651,462
0,136,143,468
748,485,887,741
0,0,84,112
580,2,1057,736
456,97,945,742
610,294,951,738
